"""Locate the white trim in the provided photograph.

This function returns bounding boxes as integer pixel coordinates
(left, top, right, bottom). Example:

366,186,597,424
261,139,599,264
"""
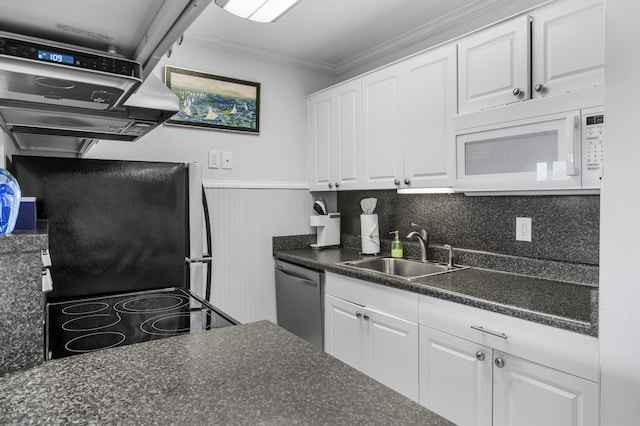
186,0,549,77
185,30,337,75
334,0,517,76
203,180,309,190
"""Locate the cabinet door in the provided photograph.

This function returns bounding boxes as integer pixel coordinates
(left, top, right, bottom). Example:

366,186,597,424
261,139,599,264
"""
419,326,492,426
334,80,362,190
458,15,531,113
531,0,604,99
362,64,403,189
400,45,457,188
324,295,365,371
365,306,419,401
307,90,335,191
493,351,599,426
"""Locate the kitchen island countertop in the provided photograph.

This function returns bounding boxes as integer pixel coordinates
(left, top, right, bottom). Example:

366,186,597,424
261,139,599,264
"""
0,320,451,425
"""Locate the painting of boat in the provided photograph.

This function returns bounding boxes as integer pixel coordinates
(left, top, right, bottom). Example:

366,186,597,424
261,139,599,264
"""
164,66,261,134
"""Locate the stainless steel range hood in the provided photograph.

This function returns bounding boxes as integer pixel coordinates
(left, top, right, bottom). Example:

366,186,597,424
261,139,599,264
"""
0,0,212,155
0,74,179,154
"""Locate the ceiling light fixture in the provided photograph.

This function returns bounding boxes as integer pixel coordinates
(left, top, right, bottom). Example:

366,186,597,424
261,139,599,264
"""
215,0,302,23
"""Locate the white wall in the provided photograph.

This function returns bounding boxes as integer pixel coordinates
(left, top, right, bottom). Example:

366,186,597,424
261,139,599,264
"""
600,0,640,424
208,187,312,323
82,35,334,321
85,33,334,185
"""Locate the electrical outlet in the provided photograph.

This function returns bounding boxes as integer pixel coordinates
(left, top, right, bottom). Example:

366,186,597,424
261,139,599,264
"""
516,217,532,242
208,150,221,169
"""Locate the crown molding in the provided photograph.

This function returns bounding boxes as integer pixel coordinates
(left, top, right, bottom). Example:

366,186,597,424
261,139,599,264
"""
185,0,532,77
185,29,337,75
334,0,518,75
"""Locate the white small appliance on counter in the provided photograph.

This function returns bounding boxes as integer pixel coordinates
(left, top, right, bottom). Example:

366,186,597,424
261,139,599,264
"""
310,213,340,249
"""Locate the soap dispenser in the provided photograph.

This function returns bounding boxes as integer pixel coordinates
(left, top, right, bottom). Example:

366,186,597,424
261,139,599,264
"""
389,231,403,258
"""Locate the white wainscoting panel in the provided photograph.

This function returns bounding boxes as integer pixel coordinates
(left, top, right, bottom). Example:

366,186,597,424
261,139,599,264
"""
206,187,313,324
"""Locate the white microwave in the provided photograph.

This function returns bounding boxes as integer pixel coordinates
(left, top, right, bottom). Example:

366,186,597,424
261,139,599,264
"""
455,107,604,194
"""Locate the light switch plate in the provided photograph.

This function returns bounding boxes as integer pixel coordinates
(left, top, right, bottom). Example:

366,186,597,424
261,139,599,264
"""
208,150,221,169
222,151,233,169
516,217,532,242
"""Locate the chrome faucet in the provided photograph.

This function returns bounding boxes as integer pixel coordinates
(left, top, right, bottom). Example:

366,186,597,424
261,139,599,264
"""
444,244,454,269
406,223,428,262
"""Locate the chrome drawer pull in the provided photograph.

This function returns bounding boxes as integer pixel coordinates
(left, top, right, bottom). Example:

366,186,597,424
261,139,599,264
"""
471,325,508,340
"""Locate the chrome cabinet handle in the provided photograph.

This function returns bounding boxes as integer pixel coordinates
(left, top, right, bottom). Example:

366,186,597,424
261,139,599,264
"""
404,178,410,185
470,325,508,340
512,88,521,96
495,358,505,368
328,183,333,189
475,351,485,361
394,179,400,186
356,311,362,318
363,313,370,321
534,83,544,92
335,182,340,188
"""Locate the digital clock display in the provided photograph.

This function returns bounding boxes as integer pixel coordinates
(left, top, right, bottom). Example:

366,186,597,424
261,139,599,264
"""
38,50,74,65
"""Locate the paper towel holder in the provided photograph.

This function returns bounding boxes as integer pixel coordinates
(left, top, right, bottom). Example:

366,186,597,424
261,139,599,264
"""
360,213,380,255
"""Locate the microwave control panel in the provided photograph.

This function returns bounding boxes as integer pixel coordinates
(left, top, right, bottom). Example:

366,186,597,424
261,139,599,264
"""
582,113,604,188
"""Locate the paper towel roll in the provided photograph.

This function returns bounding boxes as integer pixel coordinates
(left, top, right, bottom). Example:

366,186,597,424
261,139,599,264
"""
360,214,380,254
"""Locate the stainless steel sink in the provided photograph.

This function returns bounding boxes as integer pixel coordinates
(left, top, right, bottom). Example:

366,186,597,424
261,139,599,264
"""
337,257,466,279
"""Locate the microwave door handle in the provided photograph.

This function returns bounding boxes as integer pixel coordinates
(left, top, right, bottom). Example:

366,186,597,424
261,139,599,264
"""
566,115,580,176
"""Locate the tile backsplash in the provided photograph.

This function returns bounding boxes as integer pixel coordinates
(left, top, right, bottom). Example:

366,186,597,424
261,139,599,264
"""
337,190,599,265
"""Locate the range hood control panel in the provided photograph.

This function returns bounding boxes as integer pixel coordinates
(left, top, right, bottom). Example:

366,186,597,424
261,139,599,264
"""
0,36,141,78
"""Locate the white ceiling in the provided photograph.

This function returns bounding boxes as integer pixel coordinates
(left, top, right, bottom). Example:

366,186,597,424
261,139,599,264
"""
186,0,517,75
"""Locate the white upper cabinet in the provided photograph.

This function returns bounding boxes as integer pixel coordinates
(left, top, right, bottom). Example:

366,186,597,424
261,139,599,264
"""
458,15,531,114
458,0,604,114
334,81,362,190
360,45,457,189
308,0,603,190
361,63,403,189
531,0,604,99
308,80,362,191
308,90,334,191
401,45,457,188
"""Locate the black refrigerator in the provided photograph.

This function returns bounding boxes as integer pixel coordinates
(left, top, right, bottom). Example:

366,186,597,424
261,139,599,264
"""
10,156,236,360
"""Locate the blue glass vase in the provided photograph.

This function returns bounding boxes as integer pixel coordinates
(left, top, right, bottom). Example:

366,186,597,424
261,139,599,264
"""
0,169,21,234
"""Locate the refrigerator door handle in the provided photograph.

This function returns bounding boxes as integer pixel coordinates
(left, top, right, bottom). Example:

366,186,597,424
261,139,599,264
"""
186,256,213,263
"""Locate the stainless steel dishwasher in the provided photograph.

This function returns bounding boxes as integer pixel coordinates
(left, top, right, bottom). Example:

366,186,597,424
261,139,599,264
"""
275,260,324,350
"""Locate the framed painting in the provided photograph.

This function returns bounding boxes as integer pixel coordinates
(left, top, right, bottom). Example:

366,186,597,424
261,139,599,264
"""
164,66,260,134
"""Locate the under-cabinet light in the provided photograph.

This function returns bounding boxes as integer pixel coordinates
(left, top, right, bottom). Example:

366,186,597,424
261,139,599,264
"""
397,187,455,195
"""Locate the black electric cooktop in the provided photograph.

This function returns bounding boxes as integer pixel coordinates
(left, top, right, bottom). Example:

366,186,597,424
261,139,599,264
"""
46,288,236,360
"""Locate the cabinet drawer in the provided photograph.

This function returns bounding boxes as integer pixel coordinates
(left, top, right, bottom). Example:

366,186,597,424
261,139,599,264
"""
325,272,419,323
419,295,598,382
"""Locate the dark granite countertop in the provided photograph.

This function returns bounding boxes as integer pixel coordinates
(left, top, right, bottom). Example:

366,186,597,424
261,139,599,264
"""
274,246,598,337
0,321,451,425
0,220,48,254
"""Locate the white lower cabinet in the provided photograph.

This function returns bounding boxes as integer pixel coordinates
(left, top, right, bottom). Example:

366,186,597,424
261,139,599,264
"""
323,272,599,425
419,325,493,425
492,350,599,426
324,273,419,401
419,294,599,426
